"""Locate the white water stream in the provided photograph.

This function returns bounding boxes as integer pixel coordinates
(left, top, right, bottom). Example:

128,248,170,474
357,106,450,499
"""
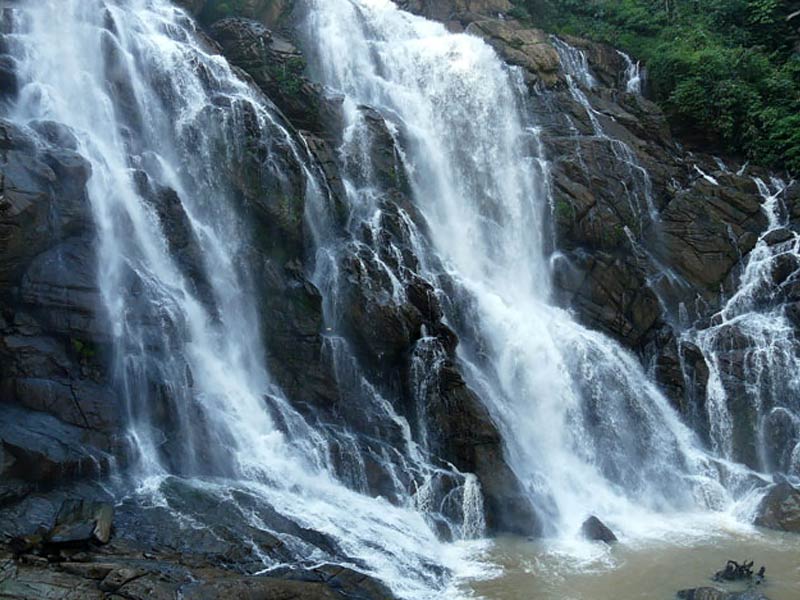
4,0,797,597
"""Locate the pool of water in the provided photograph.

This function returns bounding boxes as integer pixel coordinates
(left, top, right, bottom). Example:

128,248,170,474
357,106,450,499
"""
461,525,800,599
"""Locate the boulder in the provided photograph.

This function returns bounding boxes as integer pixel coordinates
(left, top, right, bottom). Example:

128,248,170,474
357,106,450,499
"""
581,515,617,543
48,499,114,546
754,482,800,532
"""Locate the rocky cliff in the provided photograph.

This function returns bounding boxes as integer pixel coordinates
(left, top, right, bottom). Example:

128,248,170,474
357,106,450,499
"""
1,0,798,598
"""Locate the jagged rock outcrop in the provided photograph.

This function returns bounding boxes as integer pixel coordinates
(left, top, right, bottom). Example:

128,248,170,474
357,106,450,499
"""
0,119,120,498
210,17,341,137
754,481,800,533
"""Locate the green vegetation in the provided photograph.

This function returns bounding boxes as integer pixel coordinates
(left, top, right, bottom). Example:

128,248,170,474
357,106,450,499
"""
268,55,307,98
199,0,252,22
554,198,574,220
71,338,97,361
512,0,800,173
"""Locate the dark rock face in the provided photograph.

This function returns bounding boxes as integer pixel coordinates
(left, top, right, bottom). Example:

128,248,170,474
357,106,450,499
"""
580,515,617,543
0,119,121,495
754,482,800,532
657,176,765,294
210,17,340,137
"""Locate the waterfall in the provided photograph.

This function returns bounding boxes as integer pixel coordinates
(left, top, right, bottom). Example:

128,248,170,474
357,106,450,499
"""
4,1,485,597
618,50,643,94
4,0,791,596
301,0,741,540
552,37,658,226
686,177,800,475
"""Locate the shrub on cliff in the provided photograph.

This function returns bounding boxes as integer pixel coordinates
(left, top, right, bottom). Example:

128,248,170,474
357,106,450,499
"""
513,0,800,174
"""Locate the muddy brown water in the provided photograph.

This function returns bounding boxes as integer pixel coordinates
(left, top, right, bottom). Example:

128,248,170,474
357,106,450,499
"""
462,529,800,599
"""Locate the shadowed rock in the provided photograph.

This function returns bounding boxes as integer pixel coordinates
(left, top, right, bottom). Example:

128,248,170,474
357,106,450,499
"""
581,515,617,543
754,482,800,533
49,499,113,546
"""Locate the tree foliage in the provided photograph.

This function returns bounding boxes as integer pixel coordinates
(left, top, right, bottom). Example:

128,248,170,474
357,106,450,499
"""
513,0,800,173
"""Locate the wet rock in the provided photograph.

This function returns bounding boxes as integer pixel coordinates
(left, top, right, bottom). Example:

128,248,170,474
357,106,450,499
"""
560,35,627,90
49,499,114,546
357,106,411,193
182,576,344,600
465,20,561,86
0,538,397,600
581,515,617,543
269,563,396,600
677,589,769,600
754,482,800,532
763,227,794,246
210,17,340,137
0,55,16,99
18,238,105,340
429,364,541,535
132,171,215,313
762,409,799,474
713,559,757,582
0,562,106,599
57,562,116,580
657,177,766,295
553,250,661,347
0,119,93,290
0,405,110,484
98,566,146,592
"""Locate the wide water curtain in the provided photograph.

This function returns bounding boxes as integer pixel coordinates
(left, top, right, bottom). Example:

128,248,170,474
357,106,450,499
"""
303,0,739,536
14,0,300,480
6,1,490,597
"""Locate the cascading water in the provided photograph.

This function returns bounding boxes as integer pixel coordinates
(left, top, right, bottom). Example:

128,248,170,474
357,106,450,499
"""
618,50,643,94
551,37,658,227
684,177,800,475
5,0,796,597
301,0,746,542
4,1,487,597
